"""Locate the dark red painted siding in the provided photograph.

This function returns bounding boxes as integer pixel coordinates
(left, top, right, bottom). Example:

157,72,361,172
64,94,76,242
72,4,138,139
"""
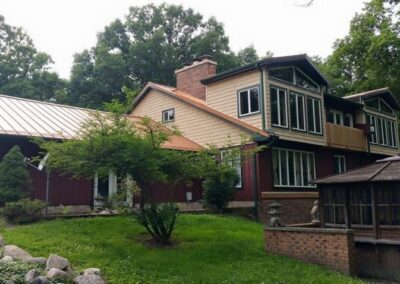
147,180,203,203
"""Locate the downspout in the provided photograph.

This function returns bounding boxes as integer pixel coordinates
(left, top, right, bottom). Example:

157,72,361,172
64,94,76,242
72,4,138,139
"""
256,63,266,131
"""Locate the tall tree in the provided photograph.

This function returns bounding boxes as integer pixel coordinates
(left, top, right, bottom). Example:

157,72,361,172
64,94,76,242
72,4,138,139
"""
0,16,65,101
321,0,400,97
69,3,261,109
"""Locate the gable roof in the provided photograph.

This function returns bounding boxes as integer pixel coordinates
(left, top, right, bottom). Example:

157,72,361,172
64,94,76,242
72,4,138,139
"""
344,87,400,111
314,156,400,184
0,94,201,151
200,54,329,86
132,82,270,138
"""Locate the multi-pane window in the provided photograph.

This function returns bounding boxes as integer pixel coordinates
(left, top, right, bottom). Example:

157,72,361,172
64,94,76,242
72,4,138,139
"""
290,92,305,131
344,114,354,127
365,97,394,115
350,186,373,225
295,69,319,92
307,97,322,134
220,149,242,188
328,110,343,125
271,87,288,127
162,108,174,123
377,184,400,225
238,87,260,116
269,67,320,92
272,148,315,188
323,187,346,225
333,155,346,174
367,114,397,148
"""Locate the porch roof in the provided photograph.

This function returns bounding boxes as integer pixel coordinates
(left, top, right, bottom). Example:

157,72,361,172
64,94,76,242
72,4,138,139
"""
313,156,400,184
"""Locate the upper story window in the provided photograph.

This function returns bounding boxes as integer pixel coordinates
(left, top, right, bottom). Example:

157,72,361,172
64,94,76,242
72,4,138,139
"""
365,97,394,115
290,92,306,131
271,86,288,128
162,108,174,123
307,97,322,134
344,114,354,127
327,110,343,125
238,86,260,117
333,155,346,174
272,148,316,188
269,67,320,92
367,113,398,148
220,149,242,188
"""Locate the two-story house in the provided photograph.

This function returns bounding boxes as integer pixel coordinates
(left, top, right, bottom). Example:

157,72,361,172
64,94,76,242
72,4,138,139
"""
131,54,400,223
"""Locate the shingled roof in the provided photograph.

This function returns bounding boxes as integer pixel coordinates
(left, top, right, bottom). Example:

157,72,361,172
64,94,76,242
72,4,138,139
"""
314,156,400,184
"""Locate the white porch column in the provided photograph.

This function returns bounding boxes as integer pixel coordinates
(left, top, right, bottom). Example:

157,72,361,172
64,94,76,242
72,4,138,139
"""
108,170,118,196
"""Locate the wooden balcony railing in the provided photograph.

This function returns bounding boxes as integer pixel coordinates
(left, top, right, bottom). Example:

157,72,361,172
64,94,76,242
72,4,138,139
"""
326,122,368,152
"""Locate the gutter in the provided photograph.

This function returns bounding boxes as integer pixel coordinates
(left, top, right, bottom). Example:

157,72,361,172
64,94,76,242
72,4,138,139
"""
256,63,266,131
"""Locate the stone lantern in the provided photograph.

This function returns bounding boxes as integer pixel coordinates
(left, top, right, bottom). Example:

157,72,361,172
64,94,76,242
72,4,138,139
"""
267,201,284,227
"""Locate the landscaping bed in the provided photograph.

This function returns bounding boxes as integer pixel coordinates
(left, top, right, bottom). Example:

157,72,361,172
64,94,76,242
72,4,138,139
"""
0,214,361,283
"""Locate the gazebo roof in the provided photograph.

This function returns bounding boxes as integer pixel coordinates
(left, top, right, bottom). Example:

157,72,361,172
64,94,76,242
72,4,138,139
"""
314,156,400,184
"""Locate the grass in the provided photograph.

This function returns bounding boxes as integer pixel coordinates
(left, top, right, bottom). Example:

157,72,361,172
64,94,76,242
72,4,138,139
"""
0,214,361,284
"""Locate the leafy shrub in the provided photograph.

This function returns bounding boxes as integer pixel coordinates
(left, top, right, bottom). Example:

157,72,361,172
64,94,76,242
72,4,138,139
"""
134,203,179,245
203,165,239,212
0,261,43,284
0,146,32,205
3,198,46,224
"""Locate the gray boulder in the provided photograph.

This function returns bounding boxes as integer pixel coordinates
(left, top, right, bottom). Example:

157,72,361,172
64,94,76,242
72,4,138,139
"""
4,280,15,284
25,269,40,283
27,257,47,265
0,255,14,263
30,277,49,284
74,275,106,284
0,234,5,247
46,254,69,270
3,245,32,261
83,268,101,276
47,268,69,279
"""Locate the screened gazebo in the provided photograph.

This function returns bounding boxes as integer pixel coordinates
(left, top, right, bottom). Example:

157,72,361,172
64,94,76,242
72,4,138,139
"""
314,156,400,241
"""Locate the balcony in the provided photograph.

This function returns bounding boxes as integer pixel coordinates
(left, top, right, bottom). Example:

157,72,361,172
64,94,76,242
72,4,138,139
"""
326,122,368,152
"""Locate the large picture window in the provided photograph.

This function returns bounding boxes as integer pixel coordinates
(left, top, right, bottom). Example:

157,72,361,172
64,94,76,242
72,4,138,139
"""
238,87,260,116
272,148,315,188
367,114,397,148
269,66,320,92
271,87,288,128
290,92,305,131
307,97,322,134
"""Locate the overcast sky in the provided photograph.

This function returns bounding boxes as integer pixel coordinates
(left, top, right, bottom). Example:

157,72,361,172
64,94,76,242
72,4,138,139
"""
1,0,366,79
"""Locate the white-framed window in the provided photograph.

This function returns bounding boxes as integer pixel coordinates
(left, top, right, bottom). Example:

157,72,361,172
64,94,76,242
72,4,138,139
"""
334,155,346,174
344,114,354,127
307,97,322,134
290,92,306,131
328,110,343,125
367,113,398,148
365,97,394,115
162,108,174,123
238,86,260,116
220,149,242,188
269,66,320,92
272,148,316,188
271,86,288,128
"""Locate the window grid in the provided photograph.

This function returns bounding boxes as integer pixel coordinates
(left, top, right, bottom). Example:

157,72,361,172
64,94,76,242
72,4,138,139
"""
290,92,306,131
367,113,398,148
307,97,322,134
162,109,174,123
271,87,288,128
238,87,260,117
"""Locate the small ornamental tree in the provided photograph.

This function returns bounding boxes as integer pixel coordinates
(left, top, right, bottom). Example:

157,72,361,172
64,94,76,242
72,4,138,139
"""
0,146,31,205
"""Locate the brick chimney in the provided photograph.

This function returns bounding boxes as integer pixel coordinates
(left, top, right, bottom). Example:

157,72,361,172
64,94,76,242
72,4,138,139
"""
175,55,217,100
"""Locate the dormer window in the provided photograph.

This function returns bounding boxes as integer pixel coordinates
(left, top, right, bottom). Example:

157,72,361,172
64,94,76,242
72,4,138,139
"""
162,108,174,123
269,67,320,92
238,86,260,117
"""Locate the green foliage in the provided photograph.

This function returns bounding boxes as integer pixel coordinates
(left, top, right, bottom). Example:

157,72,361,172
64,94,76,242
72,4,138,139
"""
0,15,65,101
3,198,46,224
0,146,31,205
2,215,361,283
68,3,267,108
0,261,44,284
321,0,400,97
203,164,239,212
134,203,179,245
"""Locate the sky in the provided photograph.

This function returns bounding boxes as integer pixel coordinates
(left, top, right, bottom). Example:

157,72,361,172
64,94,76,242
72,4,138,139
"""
0,0,366,79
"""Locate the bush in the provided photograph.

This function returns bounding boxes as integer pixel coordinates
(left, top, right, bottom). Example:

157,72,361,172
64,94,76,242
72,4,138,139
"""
203,165,239,212
0,146,32,205
3,198,46,224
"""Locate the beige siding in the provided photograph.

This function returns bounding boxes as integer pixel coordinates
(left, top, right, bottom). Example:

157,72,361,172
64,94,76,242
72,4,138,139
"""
206,70,262,129
264,69,327,146
131,89,252,147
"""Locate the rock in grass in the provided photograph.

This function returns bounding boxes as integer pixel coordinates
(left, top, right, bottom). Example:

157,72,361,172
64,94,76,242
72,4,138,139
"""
47,267,69,279
3,245,32,261
46,254,69,270
25,269,40,283
27,257,47,265
30,276,49,284
83,268,101,276
0,255,14,262
74,275,106,284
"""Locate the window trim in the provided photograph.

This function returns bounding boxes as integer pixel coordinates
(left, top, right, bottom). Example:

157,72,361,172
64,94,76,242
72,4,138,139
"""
365,97,394,115
307,97,323,135
289,91,306,132
220,149,243,189
162,108,175,123
269,66,321,94
272,147,316,189
270,85,289,129
329,110,344,126
344,113,354,127
333,155,346,174
367,113,398,148
237,85,261,117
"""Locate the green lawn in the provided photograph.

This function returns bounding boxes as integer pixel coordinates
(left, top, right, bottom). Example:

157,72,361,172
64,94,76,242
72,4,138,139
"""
1,214,360,284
